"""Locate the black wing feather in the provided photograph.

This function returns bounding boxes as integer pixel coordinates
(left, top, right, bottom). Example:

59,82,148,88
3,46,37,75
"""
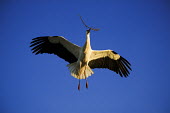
30,36,77,63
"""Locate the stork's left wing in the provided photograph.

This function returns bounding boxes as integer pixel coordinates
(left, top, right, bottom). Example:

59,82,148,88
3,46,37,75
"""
30,36,80,63
89,50,131,77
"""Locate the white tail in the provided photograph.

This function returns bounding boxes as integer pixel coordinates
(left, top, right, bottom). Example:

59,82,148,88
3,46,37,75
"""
67,62,94,79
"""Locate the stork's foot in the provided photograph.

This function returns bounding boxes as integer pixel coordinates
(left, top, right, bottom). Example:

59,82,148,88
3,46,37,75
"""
77,79,89,90
78,80,80,91
86,80,88,89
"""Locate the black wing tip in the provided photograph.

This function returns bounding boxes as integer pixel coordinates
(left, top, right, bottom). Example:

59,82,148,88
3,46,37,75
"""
121,56,131,65
116,56,132,77
31,36,52,41
30,37,48,55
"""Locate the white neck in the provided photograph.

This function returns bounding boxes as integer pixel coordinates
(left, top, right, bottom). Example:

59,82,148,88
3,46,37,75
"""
83,32,91,51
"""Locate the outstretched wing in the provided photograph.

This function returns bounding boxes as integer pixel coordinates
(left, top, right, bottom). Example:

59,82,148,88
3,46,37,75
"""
30,36,81,63
89,50,131,77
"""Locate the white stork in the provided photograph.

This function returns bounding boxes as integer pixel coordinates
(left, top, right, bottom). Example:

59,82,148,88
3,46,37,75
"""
30,18,131,90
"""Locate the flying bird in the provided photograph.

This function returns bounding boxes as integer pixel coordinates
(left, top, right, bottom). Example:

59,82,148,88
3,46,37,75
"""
30,17,132,90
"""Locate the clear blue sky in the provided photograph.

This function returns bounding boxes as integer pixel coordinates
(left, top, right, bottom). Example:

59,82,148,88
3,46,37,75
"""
1,0,170,113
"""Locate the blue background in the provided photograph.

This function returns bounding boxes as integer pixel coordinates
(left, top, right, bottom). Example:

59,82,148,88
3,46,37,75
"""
1,0,170,113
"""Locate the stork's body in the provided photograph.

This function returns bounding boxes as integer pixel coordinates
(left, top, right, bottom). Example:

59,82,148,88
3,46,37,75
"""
30,29,131,90
68,29,93,80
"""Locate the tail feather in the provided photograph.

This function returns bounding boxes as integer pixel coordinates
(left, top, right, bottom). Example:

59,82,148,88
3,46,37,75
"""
67,62,94,79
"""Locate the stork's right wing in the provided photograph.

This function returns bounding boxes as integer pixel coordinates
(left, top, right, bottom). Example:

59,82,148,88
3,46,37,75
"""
30,36,81,63
89,50,131,77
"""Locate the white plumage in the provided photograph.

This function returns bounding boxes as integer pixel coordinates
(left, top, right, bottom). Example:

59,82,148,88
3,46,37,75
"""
30,29,131,90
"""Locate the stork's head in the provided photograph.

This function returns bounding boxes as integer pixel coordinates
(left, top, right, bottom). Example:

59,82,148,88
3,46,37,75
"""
86,28,91,35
